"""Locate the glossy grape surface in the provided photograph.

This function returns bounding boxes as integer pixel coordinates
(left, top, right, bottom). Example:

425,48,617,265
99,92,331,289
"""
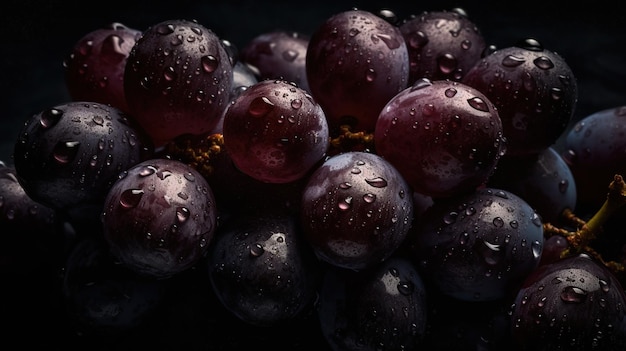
124,19,233,147
412,187,544,301
300,151,413,270
306,9,409,134
101,158,217,279
375,78,505,198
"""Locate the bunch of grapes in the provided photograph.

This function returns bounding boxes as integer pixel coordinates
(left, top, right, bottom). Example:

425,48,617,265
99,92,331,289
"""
3,5,626,351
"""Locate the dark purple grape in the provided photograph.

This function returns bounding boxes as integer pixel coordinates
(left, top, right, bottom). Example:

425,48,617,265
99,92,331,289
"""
300,151,413,270
317,256,428,351
63,22,141,114
510,253,626,350
488,146,577,225
0,161,61,275
399,8,487,84
222,79,329,183
239,30,310,92
101,158,217,279
374,78,505,198
306,8,409,134
462,38,578,157
561,105,626,211
124,19,233,147
62,235,168,337
412,187,544,301
207,208,321,326
12,102,154,225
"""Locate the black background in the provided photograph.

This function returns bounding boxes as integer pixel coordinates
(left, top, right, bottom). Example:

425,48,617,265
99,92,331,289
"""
2,0,625,162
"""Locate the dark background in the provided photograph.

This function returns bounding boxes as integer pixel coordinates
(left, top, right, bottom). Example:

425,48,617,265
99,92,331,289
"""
2,0,625,162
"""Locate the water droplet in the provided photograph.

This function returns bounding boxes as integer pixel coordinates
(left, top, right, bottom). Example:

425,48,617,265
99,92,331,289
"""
599,279,610,293
163,66,177,81
170,34,184,46
139,165,157,177
177,192,189,200
176,207,190,222
250,243,265,257
411,78,432,91
492,217,504,227
290,99,303,110
339,182,352,189
365,68,377,82
516,38,543,51
52,141,80,164
408,31,429,49
201,55,219,73
531,240,542,259
443,211,458,224
338,196,353,210
365,177,387,188
156,170,172,180
467,97,489,112
560,286,587,304
501,55,525,67
282,49,298,62
120,189,144,208
533,56,554,70
249,96,274,117
478,239,503,266
363,193,376,203
437,53,457,75
156,23,175,35
39,108,63,128
445,88,458,98
397,281,414,295
184,172,195,182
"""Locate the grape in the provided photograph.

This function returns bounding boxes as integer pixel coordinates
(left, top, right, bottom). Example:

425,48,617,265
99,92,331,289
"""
317,256,428,350
123,19,233,147
300,151,413,271
399,8,488,84
101,158,217,279
12,102,154,227
239,30,310,92
510,253,626,350
306,8,409,134
62,235,168,337
561,105,626,211
207,207,321,326
462,38,578,157
222,79,329,183
374,78,505,198
63,22,141,114
487,146,577,225
412,187,544,301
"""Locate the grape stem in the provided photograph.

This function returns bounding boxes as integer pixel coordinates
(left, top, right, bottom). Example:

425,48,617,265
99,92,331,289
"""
544,174,626,274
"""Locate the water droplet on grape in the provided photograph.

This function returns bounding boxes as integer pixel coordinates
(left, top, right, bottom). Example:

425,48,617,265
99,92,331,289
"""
365,177,387,188
201,55,219,73
363,193,376,203
139,165,157,177
467,97,489,112
533,56,555,70
249,96,274,117
120,188,144,208
250,243,265,257
156,23,175,35
397,281,414,295
437,53,457,75
53,141,80,164
560,286,587,304
501,55,525,67
39,108,63,128
176,206,190,222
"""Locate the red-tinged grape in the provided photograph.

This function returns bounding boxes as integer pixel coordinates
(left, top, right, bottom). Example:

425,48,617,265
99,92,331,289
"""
207,207,321,326
539,234,570,266
306,8,409,134
300,151,413,271
488,146,577,225
63,22,141,114
462,38,578,157
239,30,310,92
62,235,168,337
222,79,329,184
561,105,626,211
101,158,217,279
412,187,544,301
317,256,428,351
12,102,154,226
399,8,487,84
374,78,505,198
510,253,626,351
124,19,233,147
